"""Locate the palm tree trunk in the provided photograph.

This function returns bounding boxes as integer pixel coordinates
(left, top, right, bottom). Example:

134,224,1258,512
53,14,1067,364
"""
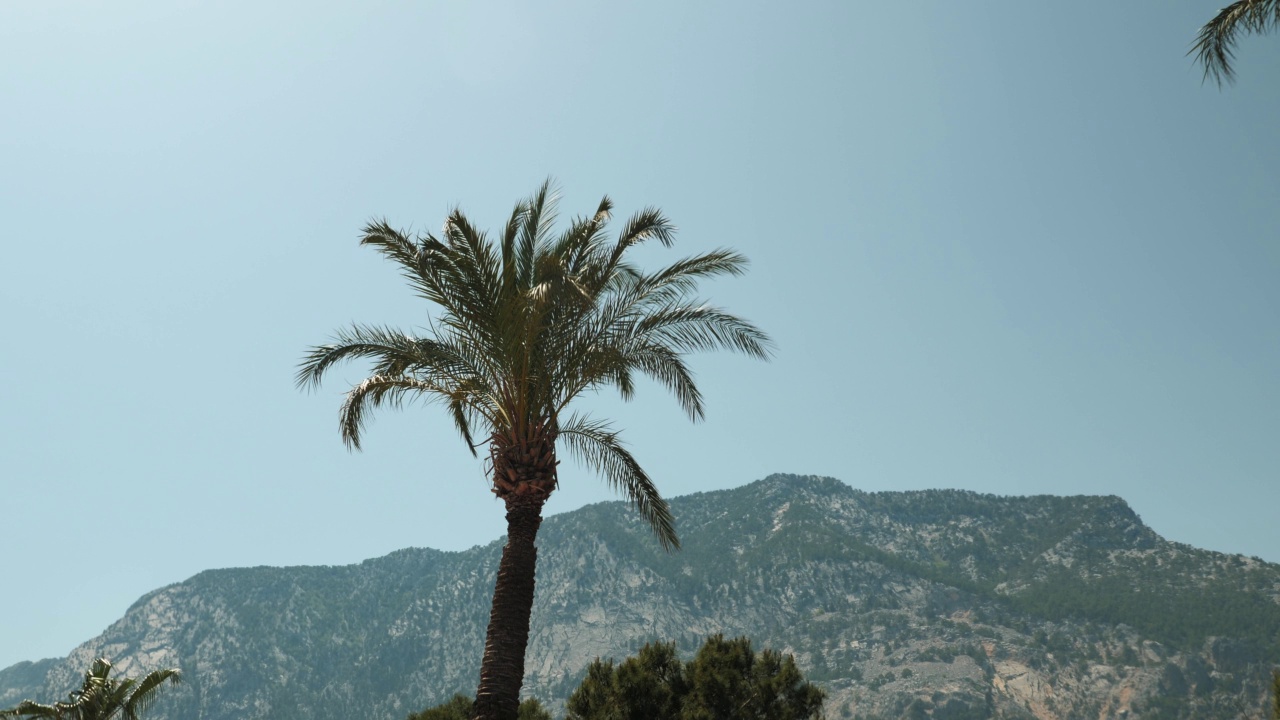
472,493,545,720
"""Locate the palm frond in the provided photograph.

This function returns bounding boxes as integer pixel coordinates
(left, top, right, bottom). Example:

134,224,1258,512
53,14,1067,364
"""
591,196,613,226
601,208,675,282
500,198,530,296
295,326,489,406
628,343,705,421
609,358,636,403
412,227,505,355
358,222,449,308
84,659,112,685
553,294,769,419
0,700,61,718
358,221,419,273
1191,0,1280,85
119,669,180,720
517,179,559,290
298,326,424,388
446,393,481,454
637,249,751,297
616,207,676,250
552,196,614,275
558,414,679,551
632,303,774,360
442,209,502,314
340,374,476,451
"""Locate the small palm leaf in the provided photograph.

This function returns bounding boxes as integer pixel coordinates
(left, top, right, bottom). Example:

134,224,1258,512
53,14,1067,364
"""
119,669,181,720
1191,0,1280,85
1,659,179,720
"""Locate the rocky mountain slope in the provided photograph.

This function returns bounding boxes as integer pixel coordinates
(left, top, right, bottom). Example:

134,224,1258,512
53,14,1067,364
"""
3,474,1277,719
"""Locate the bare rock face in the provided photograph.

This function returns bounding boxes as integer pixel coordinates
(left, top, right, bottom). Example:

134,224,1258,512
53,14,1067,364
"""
2,474,1277,719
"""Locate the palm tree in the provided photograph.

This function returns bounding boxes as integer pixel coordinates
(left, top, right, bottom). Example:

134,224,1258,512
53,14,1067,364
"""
1191,0,1279,85
298,180,772,720
0,658,180,720
1272,667,1279,720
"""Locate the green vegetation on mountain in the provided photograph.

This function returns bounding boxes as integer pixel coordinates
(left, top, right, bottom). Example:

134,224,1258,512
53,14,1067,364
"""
2,475,1277,719
298,181,771,719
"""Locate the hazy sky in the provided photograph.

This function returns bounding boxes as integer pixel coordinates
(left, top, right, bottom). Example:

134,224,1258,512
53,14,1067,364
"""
2,2,1277,671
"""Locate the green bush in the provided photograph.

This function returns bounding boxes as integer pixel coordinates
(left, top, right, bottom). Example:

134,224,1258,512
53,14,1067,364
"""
566,635,825,720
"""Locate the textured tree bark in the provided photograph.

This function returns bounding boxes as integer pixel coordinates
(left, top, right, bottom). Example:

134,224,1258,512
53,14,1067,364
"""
471,492,546,720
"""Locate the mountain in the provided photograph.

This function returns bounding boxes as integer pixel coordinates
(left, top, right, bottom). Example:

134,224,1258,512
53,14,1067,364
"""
3,474,1278,719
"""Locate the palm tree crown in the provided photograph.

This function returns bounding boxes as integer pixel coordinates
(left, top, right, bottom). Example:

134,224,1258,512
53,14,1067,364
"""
1192,0,1280,85
298,180,772,548
0,658,180,720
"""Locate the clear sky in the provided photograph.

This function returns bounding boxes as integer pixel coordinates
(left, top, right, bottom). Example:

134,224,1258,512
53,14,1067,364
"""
2,2,1277,671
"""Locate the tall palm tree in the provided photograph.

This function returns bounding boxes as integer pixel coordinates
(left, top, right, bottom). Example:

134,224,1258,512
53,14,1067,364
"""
298,181,772,720
1192,0,1280,85
0,658,180,720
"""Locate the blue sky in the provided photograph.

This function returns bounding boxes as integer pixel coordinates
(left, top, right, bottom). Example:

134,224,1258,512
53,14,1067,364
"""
1,2,1277,671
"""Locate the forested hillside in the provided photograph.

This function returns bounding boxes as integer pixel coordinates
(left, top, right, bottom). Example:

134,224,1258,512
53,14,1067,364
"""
3,474,1276,719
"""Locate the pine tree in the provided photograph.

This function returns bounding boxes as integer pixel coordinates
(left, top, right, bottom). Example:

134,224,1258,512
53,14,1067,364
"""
566,636,824,720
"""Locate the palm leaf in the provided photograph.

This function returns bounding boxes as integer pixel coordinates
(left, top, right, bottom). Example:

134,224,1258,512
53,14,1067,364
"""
517,180,558,290
597,207,676,286
119,669,180,720
558,413,679,551
339,374,481,451
1191,0,1280,85
297,325,469,389
632,303,774,359
627,343,706,421
0,701,61,719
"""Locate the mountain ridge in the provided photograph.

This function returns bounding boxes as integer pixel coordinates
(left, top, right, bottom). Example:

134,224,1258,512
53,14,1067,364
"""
3,473,1277,719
